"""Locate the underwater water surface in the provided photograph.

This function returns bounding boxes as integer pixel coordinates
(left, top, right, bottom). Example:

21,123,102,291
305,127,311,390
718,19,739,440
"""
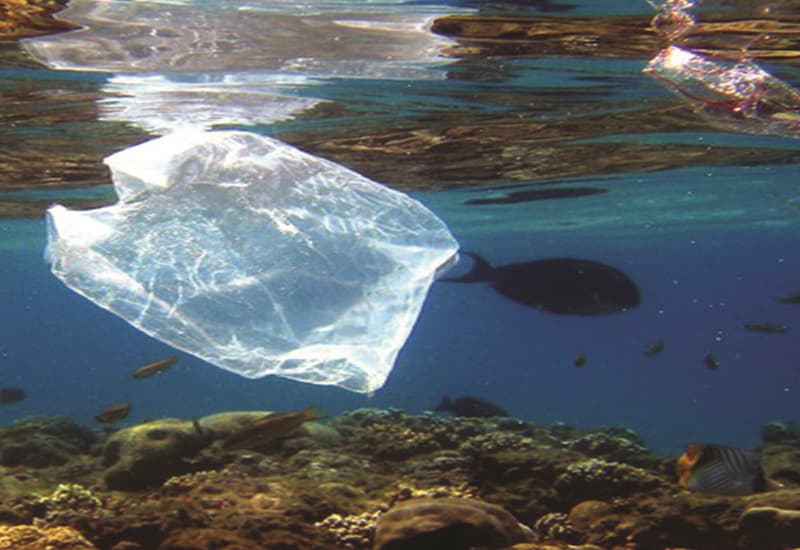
1,0,799,460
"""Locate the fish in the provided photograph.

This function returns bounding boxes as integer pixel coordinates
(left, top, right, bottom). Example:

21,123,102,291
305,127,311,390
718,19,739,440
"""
222,406,325,451
434,396,509,418
0,387,26,405
465,187,607,205
743,323,787,334
703,352,720,370
777,292,800,304
440,252,640,315
676,443,766,496
131,355,179,379
95,402,132,423
643,339,665,357
573,352,586,368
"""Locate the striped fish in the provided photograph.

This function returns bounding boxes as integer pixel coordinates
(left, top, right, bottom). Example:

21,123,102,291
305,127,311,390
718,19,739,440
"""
677,443,765,496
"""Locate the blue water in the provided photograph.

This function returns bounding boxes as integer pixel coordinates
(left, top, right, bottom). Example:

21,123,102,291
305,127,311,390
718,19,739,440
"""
1,0,799,456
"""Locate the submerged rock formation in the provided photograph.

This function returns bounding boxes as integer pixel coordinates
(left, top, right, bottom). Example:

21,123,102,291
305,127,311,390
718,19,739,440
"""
0,0,74,40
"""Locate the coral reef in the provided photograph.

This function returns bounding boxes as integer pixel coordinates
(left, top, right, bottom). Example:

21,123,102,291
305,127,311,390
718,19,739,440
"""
762,420,800,444
36,483,102,515
553,458,668,503
373,497,533,550
315,510,382,549
0,416,97,468
565,427,653,467
0,524,96,549
0,409,796,549
533,512,582,544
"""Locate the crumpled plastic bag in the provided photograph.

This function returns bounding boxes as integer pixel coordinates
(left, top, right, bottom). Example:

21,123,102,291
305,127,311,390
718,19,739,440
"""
645,46,800,138
45,130,459,393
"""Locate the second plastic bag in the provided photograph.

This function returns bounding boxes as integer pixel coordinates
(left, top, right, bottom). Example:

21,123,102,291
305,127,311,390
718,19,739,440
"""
45,131,459,393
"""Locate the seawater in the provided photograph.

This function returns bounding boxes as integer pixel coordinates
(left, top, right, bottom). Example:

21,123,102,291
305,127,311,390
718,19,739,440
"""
1,0,799,456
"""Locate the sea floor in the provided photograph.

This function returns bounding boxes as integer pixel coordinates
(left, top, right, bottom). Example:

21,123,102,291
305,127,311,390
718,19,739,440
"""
0,409,799,549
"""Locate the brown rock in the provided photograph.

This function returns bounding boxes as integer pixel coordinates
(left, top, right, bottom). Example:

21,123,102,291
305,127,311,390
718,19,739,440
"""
512,545,603,550
738,506,800,548
567,500,612,532
0,524,96,549
102,419,211,490
0,0,75,40
158,528,253,550
374,496,531,550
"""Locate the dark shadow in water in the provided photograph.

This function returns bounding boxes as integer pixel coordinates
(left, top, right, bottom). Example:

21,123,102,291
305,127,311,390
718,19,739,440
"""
464,186,607,205
440,252,641,315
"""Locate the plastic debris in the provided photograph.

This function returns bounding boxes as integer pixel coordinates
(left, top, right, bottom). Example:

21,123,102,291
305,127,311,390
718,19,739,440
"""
645,46,800,137
647,0,695,42
45,130,459,393
645,1,800,138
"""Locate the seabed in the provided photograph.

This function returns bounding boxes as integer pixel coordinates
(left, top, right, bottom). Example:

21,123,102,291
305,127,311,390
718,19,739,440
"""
0,409,799,549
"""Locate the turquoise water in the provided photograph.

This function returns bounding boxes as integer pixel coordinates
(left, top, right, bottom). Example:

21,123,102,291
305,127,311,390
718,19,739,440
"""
1,0,798,456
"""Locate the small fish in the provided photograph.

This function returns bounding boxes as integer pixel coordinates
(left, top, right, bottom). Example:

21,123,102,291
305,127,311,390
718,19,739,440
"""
0,387,26,405
777,292,800,304
95,402,132,423
743,323,787,334
223,406,325,451
643,339,665,357
573,352,586,368
704,353,720,370
676,443,766,496
131,355,179,379
434,396,509,418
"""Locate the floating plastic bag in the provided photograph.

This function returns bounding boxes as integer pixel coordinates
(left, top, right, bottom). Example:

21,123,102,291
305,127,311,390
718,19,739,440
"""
644,2,800,138
45,131,459,393
645,46,800,137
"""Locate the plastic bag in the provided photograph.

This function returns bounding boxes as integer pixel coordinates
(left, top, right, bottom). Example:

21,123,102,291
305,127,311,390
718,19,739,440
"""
45,130,459,393
645,46,800,137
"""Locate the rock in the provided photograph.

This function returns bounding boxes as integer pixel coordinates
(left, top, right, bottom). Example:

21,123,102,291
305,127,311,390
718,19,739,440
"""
374,497,532,550
157,528,253,550
567,500,613,532
301,422,343,447
554,459,666,502
0,0,75,40
738,506,800,548
761,420,800,443
0,416,98,468
567,431,650,465
0,524,96,549
102,419,210,490
512,545,604,550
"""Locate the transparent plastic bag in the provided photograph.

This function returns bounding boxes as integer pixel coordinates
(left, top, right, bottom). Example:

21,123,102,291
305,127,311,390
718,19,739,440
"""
46,130,458,393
